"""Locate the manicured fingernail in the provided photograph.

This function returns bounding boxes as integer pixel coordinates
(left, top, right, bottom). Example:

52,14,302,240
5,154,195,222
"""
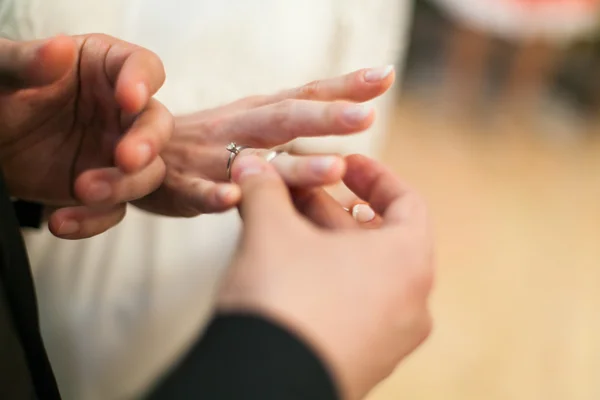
234,156,266,182
342,104,372,126
310,156,337,175
86,181,112,202
217,184,239,203
57,220,80,236
352,204,376,223
364,65,394,82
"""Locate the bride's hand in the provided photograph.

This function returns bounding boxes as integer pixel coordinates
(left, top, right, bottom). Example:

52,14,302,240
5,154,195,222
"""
135,66,394,217
51,67,394,238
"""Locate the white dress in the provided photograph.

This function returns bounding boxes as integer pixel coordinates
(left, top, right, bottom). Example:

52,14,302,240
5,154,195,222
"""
433,0,600,43
0,0,412,398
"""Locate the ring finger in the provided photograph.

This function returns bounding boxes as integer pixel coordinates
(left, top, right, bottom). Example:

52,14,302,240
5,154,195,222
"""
237,148,346,187
184,146,347,187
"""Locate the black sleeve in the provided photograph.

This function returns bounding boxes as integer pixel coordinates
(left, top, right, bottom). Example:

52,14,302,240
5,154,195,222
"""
147,314,339,400
11,200,43,229
0,175,61,399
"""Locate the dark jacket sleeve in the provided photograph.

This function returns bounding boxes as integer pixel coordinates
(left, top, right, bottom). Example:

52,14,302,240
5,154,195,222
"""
147,314,339,400
11,200,43,229
0,176,61,399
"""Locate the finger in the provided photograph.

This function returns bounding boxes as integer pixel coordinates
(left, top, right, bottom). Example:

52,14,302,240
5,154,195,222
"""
48,204,126,239
343,154,427,227
115,99,174,173
231,155,298,230
268,65,395,104
218,66,395,113
0,35,75,91
103,39,166,113
292,188,358,229
134,180,241,217
347,202,382,227
214,100,374,148
74,157,166,206
238,149,346,187
177,181,241,215
181,145,346,186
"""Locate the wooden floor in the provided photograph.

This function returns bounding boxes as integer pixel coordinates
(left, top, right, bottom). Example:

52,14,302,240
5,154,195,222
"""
369,98,600,400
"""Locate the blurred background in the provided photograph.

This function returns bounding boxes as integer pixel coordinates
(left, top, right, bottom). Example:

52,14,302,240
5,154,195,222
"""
371,1,600,399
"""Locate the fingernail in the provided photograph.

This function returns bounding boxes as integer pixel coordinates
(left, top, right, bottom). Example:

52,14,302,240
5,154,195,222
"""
364,65,394,82
86,181,112,202
217,184,238,202
57,220,80,236
137,142,152,167
342,104,372,126
352,204,376,223
310,156,337,175
234,156,266,182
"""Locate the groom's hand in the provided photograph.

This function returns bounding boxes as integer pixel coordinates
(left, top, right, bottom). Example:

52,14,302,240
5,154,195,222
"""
0,34,173,238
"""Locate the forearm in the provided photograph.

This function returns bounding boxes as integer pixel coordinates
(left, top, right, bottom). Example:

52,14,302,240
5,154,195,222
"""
147,314,339,400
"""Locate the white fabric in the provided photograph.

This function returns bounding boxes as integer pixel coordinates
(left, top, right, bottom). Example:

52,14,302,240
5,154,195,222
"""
433,0,600,42
0,0,412,398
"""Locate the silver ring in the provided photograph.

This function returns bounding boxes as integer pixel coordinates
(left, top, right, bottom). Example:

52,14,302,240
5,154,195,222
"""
226,142,248,180
264,150,287,163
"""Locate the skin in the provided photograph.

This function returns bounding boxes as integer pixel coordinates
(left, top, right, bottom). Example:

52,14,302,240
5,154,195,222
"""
221,154,435,400
0,34,434,399
0,34,172,234
0,35,393,239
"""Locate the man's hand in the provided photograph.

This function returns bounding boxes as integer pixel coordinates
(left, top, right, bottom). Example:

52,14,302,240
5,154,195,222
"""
219,154,434,400
0,35,173,237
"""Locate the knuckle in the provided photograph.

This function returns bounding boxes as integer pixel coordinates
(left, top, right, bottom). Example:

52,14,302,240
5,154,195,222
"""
147,159,167,191
414,253,435,295
157,104,175,137
275,98,295,115
144,49,166,82
297,80,321,99
272,99,295,128
271,99,315,141
174,145,196,170
87,33,111,43
86,34,112,53
114,207,127,225
417,311,433,344
195,116,224,143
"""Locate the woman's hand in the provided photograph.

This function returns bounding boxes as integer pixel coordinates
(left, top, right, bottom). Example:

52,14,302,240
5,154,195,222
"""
52,66,395,238
219,154,434,400
132,66,394,217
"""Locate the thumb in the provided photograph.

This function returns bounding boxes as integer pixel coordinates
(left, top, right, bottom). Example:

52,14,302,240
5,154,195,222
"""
0,35,75,91
231,155,298,230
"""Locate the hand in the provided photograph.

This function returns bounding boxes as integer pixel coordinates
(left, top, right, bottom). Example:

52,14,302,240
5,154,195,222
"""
0,35,172,235
50,66,394,238
218,154,434,400
131,66,394,218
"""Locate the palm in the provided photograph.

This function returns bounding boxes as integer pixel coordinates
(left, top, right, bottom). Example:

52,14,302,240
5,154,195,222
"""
0,35,164,207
